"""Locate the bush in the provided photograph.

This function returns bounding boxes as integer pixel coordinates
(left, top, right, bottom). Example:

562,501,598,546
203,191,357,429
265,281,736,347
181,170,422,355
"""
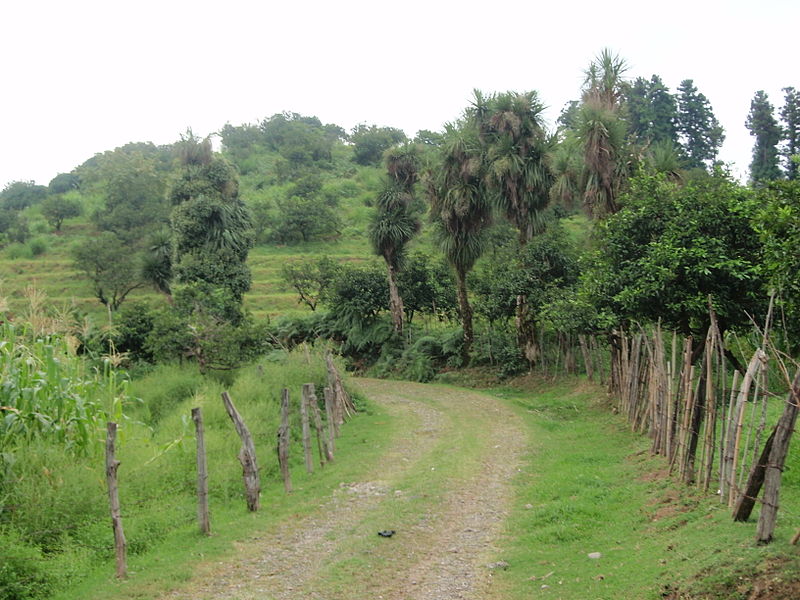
26,238,47,257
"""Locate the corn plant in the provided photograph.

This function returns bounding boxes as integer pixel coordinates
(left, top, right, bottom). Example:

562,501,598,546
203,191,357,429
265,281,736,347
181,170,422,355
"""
0,322,129,455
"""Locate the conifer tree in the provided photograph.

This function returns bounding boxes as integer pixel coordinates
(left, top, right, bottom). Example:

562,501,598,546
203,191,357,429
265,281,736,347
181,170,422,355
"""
746,90,782,183
781,87,800,180
676,79,725,170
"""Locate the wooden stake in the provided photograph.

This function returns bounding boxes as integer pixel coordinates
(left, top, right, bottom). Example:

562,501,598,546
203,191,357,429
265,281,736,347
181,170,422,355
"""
324,386,336,454
105,422,127,579
191,408,211,535
726,350,767,507
300,384,314,474
305,383,333,466
221,391,260,511
732,426,776,522
756,369,800,544
277,389,292,493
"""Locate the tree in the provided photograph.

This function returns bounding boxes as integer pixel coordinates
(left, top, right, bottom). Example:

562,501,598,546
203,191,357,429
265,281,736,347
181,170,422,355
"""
426,121,491,364
577,49,630,218
753,180,800,346
0,181,47,210
271,194,342,243
169,133,254,308
281,256,340,311
473,89,554,363
396,252,457,324
40,195,81,232
47,172,80,194
596,172,765,339
676,79,725,170
746,90,782,183
141,228,173,298
259,112,341,178
93,151,169,242
623,75,679,147
350,124,407,166
72,232,145,312
781,87,800,180
369,144,422,333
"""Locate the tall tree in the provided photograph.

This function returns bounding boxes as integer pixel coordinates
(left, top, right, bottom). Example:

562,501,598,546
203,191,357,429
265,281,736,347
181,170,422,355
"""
781,87,800,180
577,49,629,218
746,90,783,183
473,89,553,363
369,144,422,334
426,122,491,364
624,75,679,147
676,79,725,170
474,90,553,244
169,133,254,312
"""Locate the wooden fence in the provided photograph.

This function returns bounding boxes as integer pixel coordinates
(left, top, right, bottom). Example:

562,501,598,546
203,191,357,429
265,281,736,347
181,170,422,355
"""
104,352,354,578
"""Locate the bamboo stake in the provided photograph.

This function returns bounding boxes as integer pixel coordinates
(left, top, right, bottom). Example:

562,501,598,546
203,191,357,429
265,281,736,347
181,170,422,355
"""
277,389,292,493
725,350,767,507
324,386,336,454
300,384,314,474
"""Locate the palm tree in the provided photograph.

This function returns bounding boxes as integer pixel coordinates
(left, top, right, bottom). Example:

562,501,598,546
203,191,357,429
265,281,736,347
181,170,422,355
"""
474,90,553,244
473,90,555,364
426,123,491,364
369,144,422,334
578,49,629,218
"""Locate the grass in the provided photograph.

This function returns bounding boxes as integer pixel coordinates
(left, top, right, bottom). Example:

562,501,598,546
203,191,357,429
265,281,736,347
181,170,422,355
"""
486,377,800,599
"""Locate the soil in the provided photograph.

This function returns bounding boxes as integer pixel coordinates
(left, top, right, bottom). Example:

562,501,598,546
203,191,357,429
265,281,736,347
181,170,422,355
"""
159,378,527,600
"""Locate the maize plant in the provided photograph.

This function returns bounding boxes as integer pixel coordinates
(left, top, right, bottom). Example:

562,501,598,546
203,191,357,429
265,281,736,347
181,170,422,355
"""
0,322,129,455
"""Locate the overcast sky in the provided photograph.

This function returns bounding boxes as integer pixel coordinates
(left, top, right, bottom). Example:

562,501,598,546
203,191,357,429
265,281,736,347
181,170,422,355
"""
2,0,797,189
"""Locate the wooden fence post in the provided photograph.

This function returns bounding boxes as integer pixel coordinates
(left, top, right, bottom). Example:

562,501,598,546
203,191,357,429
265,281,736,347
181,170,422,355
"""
324,386,336,453
191,408,211,535
305,383,333,466
326,351,356,424
221,391,260,511
278,389,292,493
300,384,314,474
105,422,127,579
756,369,800,544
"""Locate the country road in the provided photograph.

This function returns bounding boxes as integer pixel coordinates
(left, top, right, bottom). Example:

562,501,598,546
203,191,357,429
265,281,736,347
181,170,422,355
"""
160,378,528,600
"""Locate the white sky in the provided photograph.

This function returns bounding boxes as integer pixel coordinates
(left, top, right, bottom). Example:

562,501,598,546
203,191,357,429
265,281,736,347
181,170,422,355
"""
2,0,797,189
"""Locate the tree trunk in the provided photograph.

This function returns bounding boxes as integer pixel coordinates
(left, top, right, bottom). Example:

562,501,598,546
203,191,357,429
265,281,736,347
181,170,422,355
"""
515,294,540,367
387,263,405,335
455,268,473,366
756,369,800,544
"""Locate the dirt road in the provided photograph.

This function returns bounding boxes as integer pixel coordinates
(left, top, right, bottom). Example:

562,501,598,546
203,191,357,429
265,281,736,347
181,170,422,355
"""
161,379,527,600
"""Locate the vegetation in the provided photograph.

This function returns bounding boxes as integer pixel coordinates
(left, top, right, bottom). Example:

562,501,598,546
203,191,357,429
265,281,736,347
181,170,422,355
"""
0,48,799,599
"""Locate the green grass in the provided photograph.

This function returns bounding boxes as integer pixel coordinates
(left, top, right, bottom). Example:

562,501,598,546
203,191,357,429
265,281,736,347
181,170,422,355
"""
487,377,800,599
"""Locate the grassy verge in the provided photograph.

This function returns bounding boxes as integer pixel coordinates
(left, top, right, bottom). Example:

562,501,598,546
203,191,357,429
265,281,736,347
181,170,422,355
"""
488,377,800,600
